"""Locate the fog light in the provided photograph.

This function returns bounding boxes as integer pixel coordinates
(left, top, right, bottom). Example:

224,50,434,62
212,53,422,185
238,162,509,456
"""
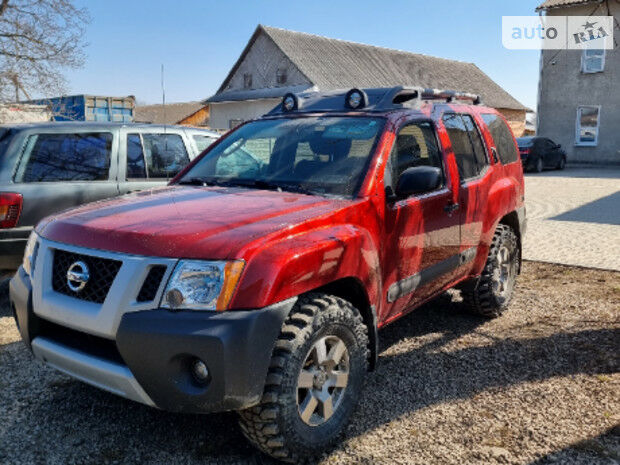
282,93,298,111
345,88,367,109
192,359,209,383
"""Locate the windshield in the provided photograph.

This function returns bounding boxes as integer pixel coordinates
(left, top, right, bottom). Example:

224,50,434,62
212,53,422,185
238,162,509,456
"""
177,116,385,197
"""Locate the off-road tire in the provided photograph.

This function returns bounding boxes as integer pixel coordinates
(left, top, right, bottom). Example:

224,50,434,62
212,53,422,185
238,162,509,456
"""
462,224,519,318
238,293,369,463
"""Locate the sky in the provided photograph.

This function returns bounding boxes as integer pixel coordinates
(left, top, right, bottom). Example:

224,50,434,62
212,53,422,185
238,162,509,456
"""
69,0,542,109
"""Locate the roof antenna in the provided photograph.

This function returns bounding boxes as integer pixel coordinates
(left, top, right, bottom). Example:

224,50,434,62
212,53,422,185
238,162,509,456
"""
161,64,166,134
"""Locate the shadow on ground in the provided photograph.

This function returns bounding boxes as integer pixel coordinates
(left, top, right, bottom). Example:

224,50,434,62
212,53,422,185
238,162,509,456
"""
1,290,618,464
527,425,620,464
550,191,620,226
524,165,620,179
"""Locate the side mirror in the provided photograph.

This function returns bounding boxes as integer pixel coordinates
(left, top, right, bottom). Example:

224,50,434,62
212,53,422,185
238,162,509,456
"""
555,144,562,149
395,166,442,198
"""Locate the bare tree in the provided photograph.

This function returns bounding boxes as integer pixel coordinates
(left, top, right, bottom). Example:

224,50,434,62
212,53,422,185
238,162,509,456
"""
0,0,89,102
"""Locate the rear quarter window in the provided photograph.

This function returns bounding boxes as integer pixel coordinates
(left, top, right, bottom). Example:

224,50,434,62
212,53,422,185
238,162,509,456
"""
15,132,113,182
192,134,217,153
480,114,519,165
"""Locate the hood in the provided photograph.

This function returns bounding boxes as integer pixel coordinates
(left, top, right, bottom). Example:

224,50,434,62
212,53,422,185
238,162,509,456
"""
38,186,353,259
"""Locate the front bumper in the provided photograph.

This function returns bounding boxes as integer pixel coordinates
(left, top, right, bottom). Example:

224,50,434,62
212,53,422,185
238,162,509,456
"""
10,267,296,413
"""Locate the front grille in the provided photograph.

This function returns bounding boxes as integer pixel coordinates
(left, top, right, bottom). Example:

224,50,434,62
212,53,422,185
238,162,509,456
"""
37,317,124,365
136,265,167,302
52,249,122,304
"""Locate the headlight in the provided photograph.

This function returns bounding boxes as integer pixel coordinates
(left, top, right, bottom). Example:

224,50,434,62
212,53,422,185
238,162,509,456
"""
161,260,245,311
23,231,39,277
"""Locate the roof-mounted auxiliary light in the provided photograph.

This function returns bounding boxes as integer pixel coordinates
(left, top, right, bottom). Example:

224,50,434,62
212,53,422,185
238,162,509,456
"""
345,88,368,110
282,93,299,112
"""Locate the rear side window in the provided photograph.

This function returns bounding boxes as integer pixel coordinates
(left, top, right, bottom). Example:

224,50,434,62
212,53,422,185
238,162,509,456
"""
442,113,487,180
126,133,190,179
480,114,519,164
193,134,217,153
127,134,146,178
17,133,112,182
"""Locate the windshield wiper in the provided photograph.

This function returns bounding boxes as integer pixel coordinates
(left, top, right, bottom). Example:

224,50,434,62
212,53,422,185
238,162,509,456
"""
178,176,225,186
178,177,317,196
230,179,317,196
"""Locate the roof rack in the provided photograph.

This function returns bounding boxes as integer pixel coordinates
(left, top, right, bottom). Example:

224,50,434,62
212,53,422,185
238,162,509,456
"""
267,86,482,115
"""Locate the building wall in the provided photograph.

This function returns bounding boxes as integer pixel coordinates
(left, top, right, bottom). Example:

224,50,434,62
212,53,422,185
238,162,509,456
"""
537,2,620,164
209,99,281,130
222,33,311,92
498,108,527,137
178,106,210,127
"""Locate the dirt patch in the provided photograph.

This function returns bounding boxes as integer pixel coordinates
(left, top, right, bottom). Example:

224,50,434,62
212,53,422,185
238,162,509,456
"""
0,262,618,464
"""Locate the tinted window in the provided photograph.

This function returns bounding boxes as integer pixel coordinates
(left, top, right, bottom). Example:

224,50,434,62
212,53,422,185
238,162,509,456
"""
180,117,384,198
193,134,217,153
442,114,478,179
385,121,443,191
0,128,16,159
19,133,112,182
127,134,146,178
461,115,487,171
481,114,519,164
141,133,190,178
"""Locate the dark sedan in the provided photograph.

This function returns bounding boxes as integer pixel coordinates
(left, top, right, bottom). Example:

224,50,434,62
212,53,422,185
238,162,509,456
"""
517,136,567,173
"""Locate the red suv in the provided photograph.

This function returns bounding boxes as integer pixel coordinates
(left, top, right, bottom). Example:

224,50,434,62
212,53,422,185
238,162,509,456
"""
10,87,525,462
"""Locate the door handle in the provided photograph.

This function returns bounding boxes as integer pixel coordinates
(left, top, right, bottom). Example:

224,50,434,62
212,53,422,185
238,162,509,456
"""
444,202,459,214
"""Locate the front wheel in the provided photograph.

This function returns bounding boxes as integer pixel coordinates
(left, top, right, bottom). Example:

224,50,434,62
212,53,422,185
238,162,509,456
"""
462,224,520,318
556,156,566,170
238,293,369,463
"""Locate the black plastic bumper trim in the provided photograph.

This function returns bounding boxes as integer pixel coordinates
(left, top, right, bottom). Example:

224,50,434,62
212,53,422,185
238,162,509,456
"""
115,299,296,413
387,247,477,303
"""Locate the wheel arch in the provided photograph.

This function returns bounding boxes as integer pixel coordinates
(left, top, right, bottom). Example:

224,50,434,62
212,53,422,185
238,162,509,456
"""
313,277,378,371
497,210,523,273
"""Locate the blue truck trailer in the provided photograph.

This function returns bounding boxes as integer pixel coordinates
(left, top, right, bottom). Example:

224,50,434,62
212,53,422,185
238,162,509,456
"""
26,95,135,122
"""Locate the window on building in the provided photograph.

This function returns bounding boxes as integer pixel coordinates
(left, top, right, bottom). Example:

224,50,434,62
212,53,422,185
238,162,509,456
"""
127,133,190,179
243,73,253,89
276,68,287,85
442,114,488,180
582,48,605,73
480,113,519,165
229,119,243,129
17,133,112,182
575,106,600,146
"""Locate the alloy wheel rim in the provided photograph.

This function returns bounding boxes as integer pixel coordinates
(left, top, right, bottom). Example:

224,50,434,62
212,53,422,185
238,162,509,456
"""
493,245,515,299
296,335,350,426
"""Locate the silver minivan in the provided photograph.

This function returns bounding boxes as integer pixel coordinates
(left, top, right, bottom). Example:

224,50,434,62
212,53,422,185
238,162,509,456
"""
0,122,219,272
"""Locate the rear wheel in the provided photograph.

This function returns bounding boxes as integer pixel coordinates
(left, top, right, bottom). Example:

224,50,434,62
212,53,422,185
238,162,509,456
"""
534,157,543,173
0,270,13,311
462,224,519,318
238,293,369,463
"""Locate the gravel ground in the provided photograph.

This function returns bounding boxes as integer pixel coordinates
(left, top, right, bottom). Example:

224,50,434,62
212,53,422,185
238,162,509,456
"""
0,262,618,465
